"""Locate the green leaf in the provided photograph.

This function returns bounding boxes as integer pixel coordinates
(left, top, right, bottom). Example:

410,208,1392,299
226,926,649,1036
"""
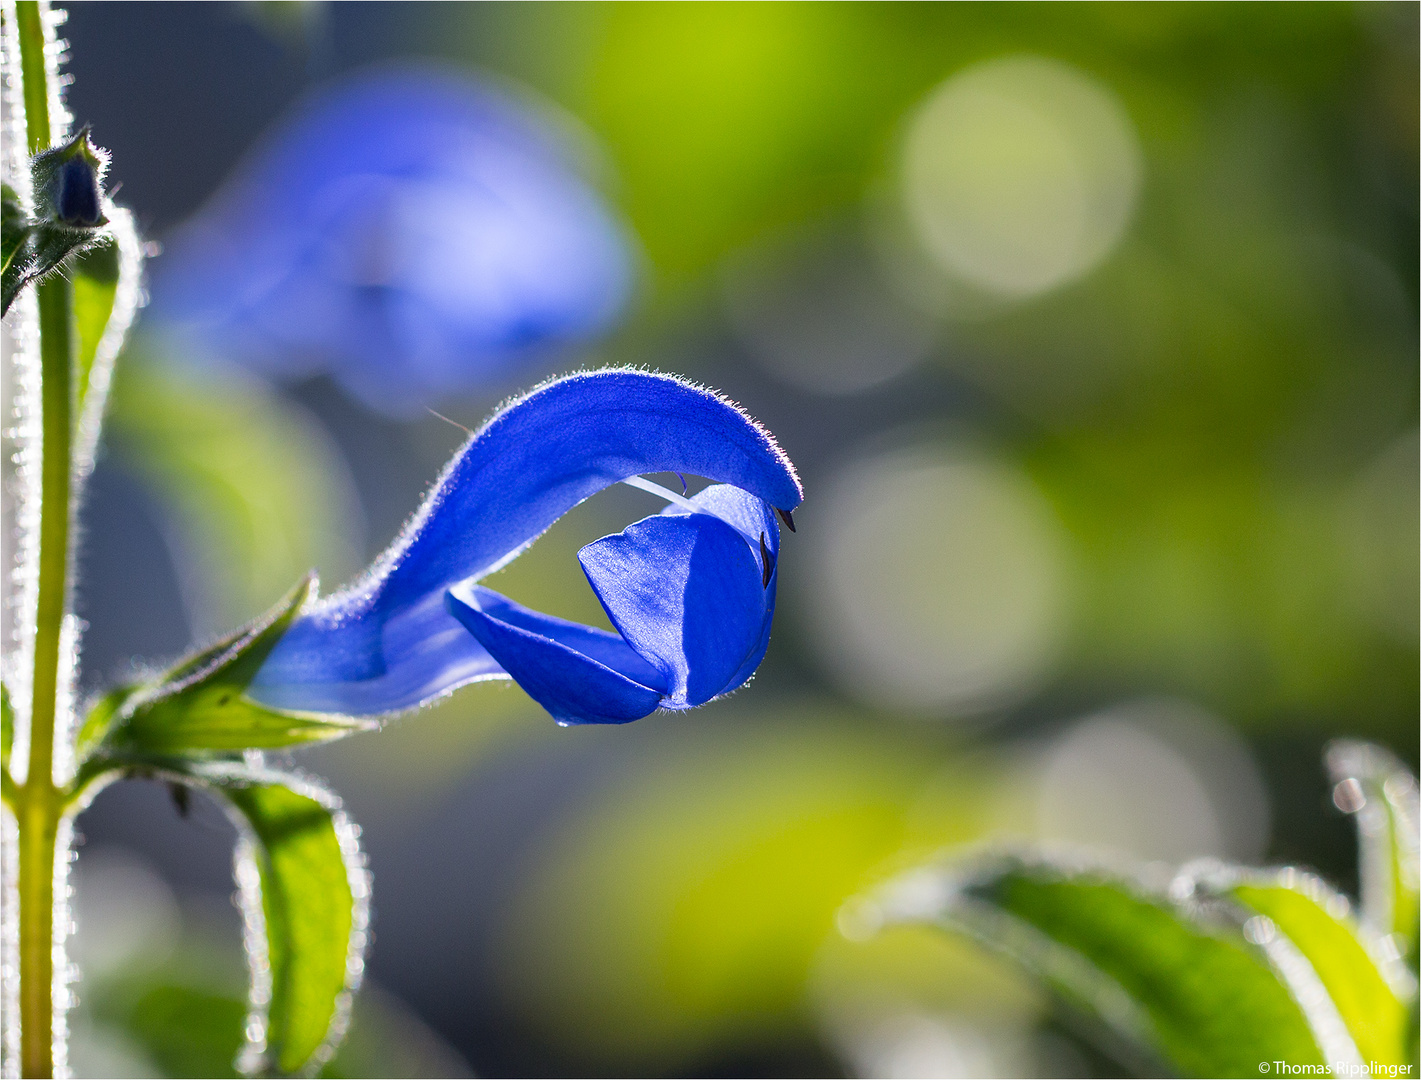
73,765,371,1077
74,682,140,763
110,982,247,1080
2,182,31,275
1,181,40,314
72,236,119,403
208,767,368,1077
96,575,370,756
1327,741,1421,969
83,959,470,1078
1,212,108,315
130,696,363,755
867,851,1332,1077
26,221,102,285
72,204,143,477
1201,866,1414,1070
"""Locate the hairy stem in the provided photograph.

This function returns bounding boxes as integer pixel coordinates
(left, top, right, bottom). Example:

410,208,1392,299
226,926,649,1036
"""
13,1,46,156
14,3,72,1077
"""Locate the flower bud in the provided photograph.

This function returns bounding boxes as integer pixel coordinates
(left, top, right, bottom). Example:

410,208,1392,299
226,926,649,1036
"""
31,127,109,228
3,130,114,313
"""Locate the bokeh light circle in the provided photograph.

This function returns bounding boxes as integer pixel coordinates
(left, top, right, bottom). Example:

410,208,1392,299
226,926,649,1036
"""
724,233,936,396
803,442,1070,715
901,55,1142,299
1028,698,1271,862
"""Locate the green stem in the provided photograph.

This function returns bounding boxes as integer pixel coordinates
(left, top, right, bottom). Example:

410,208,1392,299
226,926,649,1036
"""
14,0,48,154
14,4,72,1078
16,785,58,1080
20,277,71,1080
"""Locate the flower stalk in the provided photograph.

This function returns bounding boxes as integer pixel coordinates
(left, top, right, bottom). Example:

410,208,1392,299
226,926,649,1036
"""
12,2,74,1075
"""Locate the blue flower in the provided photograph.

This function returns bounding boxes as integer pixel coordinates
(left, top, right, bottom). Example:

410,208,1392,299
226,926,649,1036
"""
148,67,633,415
248,369,802,725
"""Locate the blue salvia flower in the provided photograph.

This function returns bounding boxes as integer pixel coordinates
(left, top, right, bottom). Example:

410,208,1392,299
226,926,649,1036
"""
248,370,802,725
148,67,632,415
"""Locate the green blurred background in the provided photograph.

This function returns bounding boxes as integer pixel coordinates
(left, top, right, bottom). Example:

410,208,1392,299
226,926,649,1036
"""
49,3,1417,1076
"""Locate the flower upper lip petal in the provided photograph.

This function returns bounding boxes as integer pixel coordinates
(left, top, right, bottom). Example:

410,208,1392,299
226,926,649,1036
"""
360,369,799,609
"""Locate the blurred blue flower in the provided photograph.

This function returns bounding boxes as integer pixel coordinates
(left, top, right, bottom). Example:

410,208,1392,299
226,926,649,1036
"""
248,369,802,725
149,67,633,415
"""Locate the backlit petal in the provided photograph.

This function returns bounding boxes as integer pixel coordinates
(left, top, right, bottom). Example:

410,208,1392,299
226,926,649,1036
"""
580,496,773,707
445,582,665,725
249,370,800,716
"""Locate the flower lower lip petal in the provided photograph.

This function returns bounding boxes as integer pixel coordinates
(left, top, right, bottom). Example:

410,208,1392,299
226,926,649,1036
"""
445,582,666,725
